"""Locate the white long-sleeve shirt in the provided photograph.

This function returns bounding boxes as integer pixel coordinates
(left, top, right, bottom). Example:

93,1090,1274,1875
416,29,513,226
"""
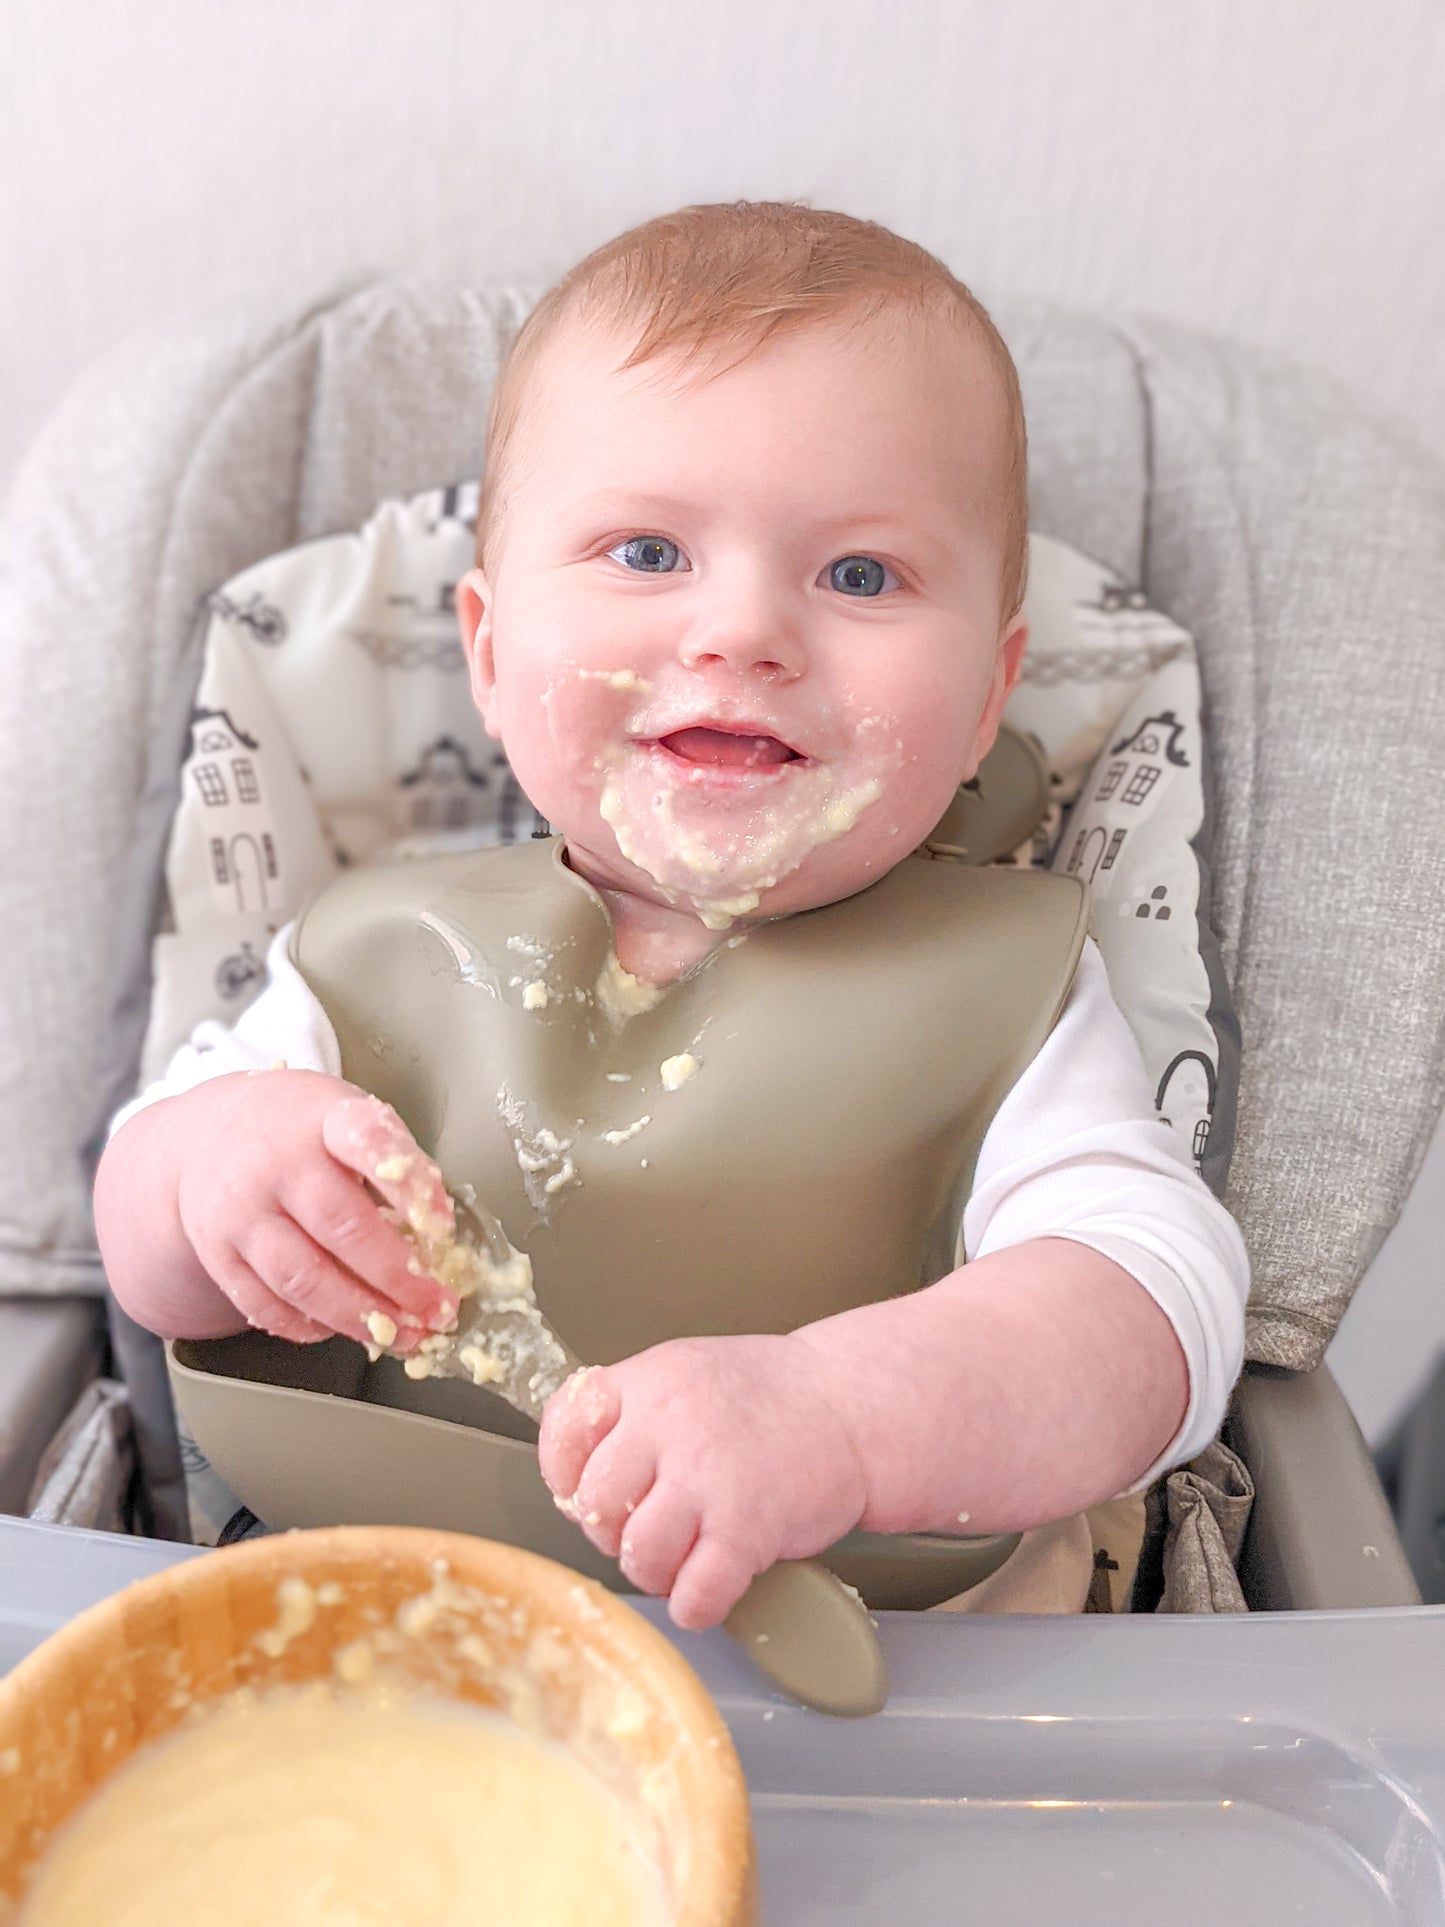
114,928,1249,1486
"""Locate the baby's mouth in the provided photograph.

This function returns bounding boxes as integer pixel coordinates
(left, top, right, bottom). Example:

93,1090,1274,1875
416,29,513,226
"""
654,726,802,771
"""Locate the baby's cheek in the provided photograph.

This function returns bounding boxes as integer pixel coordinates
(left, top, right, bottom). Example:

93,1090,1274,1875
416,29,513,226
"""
498,659,636,810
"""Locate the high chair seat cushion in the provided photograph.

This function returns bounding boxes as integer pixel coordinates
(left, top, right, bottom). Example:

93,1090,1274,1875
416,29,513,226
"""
3,282,1443,1377
0,1301,106,1515
134,502,1237,1210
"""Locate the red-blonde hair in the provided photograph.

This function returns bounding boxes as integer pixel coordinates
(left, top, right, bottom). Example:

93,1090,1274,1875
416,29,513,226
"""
476,201,1029,614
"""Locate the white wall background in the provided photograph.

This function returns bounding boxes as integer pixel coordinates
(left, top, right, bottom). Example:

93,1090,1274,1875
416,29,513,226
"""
2,0,1442,1439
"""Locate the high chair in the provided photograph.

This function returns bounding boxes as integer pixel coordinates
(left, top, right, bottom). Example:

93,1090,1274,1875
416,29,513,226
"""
2,281,1441,1619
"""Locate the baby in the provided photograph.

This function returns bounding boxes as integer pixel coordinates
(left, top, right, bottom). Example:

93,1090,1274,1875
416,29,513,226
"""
95,203,1248,1626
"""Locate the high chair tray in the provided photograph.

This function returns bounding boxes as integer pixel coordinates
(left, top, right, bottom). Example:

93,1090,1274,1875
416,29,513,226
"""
4,1516,1444,1925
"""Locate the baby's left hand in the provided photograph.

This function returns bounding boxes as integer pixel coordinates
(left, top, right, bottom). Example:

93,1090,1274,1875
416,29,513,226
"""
538,1334,868,1630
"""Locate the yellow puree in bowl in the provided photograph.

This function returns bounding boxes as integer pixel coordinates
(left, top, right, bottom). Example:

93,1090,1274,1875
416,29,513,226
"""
21,1684,667,1925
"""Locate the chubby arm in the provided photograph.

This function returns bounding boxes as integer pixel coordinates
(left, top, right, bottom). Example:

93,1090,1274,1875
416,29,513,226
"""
540,1241,1185,1630
96,924,455,1347
96,1083,255,1340
95,1072,463,1351
799,1235,1188,1532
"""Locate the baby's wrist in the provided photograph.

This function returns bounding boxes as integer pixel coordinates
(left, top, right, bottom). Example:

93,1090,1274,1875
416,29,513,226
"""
781,1327,873,1515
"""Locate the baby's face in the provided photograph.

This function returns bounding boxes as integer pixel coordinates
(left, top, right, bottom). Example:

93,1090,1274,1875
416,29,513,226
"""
459,310,1024,932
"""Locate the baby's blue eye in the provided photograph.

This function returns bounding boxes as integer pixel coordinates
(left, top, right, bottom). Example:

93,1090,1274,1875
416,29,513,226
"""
609,535,686,573
828,555,894,597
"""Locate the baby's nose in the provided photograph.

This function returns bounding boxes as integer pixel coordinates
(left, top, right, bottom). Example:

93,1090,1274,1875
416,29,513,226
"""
678,596,805,680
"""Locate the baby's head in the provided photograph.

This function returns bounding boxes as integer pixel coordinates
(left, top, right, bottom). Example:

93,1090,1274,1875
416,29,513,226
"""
458,201,1029,939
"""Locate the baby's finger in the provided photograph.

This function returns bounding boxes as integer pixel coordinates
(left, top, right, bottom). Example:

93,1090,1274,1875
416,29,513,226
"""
617,1486,700,1599
235,1213,428,1351
668,1531,756,1633
282,1162,456,1333
538,1368,621,1500
321,1094,454,1244
209,1244,333,1346
571,1426,659,1558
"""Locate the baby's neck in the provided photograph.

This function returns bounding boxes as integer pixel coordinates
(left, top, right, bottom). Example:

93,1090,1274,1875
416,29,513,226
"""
591,879,730,984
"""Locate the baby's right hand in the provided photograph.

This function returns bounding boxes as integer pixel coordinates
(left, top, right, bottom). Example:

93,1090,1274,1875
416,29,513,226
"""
170,1071,461,1350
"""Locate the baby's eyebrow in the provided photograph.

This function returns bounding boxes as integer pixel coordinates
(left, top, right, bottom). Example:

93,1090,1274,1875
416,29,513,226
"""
812,513,920,544
568,490,701,525
808,514,953,568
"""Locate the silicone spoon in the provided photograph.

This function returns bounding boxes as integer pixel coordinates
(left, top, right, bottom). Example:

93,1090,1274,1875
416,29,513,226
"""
441,1196,888,1718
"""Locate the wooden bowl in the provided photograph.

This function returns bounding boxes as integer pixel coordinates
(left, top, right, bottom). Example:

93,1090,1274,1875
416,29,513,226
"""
0,1526,756,1924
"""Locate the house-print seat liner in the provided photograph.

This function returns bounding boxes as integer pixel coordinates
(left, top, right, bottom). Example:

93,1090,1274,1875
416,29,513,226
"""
144,495,1238,1206
136,489,1238,1548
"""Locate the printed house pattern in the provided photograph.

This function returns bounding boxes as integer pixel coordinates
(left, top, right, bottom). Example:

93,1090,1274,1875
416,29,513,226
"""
187,707,284,917
150,506,1230,1203
1055,674,1220,1177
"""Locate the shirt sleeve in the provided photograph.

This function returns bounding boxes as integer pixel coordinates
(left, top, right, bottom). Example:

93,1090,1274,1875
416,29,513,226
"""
108,924,343,1137
962,936,1251,1487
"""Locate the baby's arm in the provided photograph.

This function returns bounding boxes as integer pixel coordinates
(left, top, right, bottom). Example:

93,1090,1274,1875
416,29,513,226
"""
541,941,1249,1628
94,930,459,1349
543,1242,1184,1627
96,1073,461,1349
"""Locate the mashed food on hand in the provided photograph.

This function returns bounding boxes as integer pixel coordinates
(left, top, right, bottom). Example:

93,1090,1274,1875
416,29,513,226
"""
20,1684,666,1926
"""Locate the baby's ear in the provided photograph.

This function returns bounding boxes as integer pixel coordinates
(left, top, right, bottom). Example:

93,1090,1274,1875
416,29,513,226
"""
456,569,502,739
996,612,1029,709
966,613,1029,777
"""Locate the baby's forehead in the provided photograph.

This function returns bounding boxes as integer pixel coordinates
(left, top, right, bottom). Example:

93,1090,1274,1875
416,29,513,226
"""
546,288,986,390
512,304,1011,483
479,255,1027,606
491,307,1010,587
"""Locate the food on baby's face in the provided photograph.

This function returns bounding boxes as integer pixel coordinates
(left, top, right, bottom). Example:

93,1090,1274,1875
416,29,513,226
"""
18,1684,668,1926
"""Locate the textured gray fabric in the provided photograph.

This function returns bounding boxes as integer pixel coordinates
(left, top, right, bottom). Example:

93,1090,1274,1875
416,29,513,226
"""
0,1300,106,1510
81,610,209,1180
26,1377,133,1532
105,1296,191,1542
3,281,1443,1389
1158,1439,1254,1614
0,303,302,1294
0,283,524,1297
1111,320,1445,1367
1002,300,1151,587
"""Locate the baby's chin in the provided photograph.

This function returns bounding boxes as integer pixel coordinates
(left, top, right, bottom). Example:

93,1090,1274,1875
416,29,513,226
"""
563,823,904,937
722,835,908,923
590,744,897,928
